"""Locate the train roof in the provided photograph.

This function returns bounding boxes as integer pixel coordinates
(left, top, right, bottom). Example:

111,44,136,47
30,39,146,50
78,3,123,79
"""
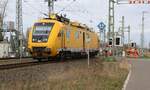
43,14,94,33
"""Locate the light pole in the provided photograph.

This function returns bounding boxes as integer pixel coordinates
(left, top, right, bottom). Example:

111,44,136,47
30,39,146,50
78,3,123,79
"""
128,25,130,45
141,11,148,57
141,11,150,56
141,11,144,57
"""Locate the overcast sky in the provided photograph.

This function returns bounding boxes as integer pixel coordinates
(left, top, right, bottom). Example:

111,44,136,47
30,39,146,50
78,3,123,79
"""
4,0,150,47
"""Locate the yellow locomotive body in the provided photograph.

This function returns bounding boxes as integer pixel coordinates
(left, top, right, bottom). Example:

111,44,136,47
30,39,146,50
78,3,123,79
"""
28,15,99,60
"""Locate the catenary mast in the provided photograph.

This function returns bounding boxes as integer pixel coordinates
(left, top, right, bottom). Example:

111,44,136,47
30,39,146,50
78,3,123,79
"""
16,0,23,58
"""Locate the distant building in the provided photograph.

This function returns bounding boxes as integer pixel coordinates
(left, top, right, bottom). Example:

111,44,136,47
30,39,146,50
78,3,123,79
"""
8,21,15,31
0,42,12,58
3,21,15,32
2,21,15,42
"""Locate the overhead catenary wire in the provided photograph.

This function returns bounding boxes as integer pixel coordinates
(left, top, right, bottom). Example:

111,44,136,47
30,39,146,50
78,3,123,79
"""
23,0,75,17
75,1,101,20
22,0,101,30
56,0,76,14
22,0,99,23
22,4,45,17
56,0,99,25
23,0,48,16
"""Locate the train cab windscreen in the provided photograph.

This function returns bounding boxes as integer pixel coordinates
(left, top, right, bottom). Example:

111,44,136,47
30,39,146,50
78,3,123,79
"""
32,23,54,42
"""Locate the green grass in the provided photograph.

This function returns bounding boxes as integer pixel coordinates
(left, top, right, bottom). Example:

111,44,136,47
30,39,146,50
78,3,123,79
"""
139,57,150,59
138,54,150,59
102,56,117,62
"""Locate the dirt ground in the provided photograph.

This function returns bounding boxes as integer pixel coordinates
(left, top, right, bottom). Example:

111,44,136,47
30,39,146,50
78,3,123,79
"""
144,52,150,58
0,57,129,90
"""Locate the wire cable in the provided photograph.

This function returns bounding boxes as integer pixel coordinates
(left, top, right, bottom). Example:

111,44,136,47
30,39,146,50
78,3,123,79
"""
56,0,76,14
22,0,48,16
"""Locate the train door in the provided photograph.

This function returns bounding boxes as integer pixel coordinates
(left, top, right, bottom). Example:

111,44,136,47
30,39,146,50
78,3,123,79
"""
83,32,85,50
61,30,65,49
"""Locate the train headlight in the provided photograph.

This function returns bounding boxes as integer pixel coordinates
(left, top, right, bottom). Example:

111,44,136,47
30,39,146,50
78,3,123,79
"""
32,38,36,42
43,38,48,42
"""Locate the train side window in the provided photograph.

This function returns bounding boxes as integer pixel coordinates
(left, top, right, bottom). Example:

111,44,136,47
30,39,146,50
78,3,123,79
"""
86,33,91,43
75,31,79,40
66,30,70,39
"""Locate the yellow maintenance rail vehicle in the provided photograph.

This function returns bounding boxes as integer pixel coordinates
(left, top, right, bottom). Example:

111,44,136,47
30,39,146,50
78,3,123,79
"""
28,14,99,61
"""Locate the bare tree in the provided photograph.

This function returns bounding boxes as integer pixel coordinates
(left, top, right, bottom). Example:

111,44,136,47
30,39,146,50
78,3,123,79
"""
0,0,8,41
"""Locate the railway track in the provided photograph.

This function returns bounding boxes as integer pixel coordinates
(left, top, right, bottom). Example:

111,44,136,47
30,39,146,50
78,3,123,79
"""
0,57,32,60
0,57,94,70
0,58,79,70
0,60,61,70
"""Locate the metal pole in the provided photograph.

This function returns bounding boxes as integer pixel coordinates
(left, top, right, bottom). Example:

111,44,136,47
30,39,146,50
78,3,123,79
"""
141,11,145,57
0,15,3,41
121,16,125,45
112,0,115,57
87,49,90,68
108,0,115,56
104,29,106,44
108,0,111,41
48,0,54,16
128,25,130,45
16,0,23,59
87,43,90,68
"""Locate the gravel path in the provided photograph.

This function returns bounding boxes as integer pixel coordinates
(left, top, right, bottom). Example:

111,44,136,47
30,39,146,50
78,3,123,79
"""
126,59,150,90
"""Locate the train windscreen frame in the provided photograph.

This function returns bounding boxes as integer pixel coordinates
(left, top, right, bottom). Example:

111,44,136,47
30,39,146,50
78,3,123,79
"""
32,23,54,43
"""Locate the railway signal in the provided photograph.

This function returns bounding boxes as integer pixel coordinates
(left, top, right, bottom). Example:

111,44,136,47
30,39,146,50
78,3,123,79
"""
108,0,150,57
97,22,106,46
98,22,106,32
